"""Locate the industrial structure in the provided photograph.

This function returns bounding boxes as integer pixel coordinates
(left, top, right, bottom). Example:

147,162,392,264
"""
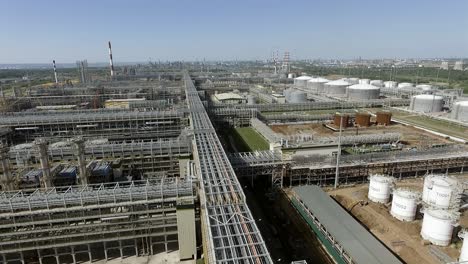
0,55,467,264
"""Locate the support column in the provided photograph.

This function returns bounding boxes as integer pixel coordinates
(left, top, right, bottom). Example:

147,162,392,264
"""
0,143,14,191
72,137,88,185
71,246,76,264
54,248,59,264
35,138,52,188
88,244,92,263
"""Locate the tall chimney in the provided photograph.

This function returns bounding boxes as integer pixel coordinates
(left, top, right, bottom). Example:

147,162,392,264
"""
108,41,115,77
0,143,14,191
53,60,58,84
72,137,88,185
34,138,52,188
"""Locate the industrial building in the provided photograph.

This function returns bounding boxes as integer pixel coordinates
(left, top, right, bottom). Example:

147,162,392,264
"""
0,56,467,264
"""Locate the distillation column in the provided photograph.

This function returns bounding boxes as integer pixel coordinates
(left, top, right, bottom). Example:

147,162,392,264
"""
0,143,14,191
35,138,52,188
72,137,88,185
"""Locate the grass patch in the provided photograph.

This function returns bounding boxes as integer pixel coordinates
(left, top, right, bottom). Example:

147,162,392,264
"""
232,127,270,151
391,111,468,140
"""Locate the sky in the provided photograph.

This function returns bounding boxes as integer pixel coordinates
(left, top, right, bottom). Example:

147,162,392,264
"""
0,0,467,63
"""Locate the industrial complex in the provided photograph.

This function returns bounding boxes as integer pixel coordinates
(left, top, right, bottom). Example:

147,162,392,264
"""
0,41,468,264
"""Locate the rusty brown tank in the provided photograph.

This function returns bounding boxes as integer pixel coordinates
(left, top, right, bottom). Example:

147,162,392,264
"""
376,111,392,125
355,112,371,127
334,113,349,128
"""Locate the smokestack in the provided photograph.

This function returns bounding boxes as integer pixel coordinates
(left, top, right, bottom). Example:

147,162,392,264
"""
108,41,115,77
53,60,58,84
34,138,52,189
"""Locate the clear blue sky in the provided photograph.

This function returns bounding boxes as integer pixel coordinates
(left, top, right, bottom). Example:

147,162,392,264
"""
1,0,467,63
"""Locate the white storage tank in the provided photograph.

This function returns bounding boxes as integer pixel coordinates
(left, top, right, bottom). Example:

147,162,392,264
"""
420,209,459,246
247,95,256,105
384,81,398,88
288,91,307,103
398,82,413,88
359,79,370,84
294,76,312,87
451,101,468,122
307,77,329,92
368,174,394,203
410,94,444,113
324,79,350,95
347,78,359,84
347,84,380,100
458,230,468,262
416,84,433,91
422,174,461,209
283,88,295,101
370,80,383,87
390,188,419,221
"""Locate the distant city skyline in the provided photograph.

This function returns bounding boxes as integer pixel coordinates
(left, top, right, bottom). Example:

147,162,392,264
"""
1,0,467,63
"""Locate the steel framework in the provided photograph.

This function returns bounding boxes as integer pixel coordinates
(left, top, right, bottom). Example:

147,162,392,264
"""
185,72,272,263
0,179,195,263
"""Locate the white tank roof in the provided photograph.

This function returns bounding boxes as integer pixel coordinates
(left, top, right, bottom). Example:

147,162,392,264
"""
393,188,419,199
398,82,413,87
413,94,444,100
454,101,468,106
424,209,459,221
384,81,397,84
348,84,380,90
326,80,349,86
416,84,433,90
295,76,313,80
308,77,329,83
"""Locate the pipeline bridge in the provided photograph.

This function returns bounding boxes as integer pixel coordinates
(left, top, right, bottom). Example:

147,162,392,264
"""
185,72,273,263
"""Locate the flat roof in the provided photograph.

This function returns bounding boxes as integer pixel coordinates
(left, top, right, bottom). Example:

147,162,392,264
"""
214,92,245,101
293,185,403,264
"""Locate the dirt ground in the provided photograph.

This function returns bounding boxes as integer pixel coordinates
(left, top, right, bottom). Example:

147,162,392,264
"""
270,122,453,147
325,176,468,264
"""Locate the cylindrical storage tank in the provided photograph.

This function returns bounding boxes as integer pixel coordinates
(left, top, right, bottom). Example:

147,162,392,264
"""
422,174,461,209
416,84,433,91
420,209,459,246
451,101,468,121
289,91,307,103
359,79,370,84
376,111,392,125
288,73,296,79
384,81,398,88
333,113,349,128
347,78,359,84
370,80,383,87
247,95,256,105
355,112,371,127
458,230,468,262
324,80,349,95
307,77,329,92
294,76,312,87
398,82,413,88
283,88,294,101
347,84,380,100
390,188,419,221
410,94,444,113
368,174,394,203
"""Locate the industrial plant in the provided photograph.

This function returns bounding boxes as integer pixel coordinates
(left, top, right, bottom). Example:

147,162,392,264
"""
0,41,468,264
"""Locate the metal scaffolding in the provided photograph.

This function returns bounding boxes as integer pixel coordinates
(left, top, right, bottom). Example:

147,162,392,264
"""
0,179,195,263
185,72,272,263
